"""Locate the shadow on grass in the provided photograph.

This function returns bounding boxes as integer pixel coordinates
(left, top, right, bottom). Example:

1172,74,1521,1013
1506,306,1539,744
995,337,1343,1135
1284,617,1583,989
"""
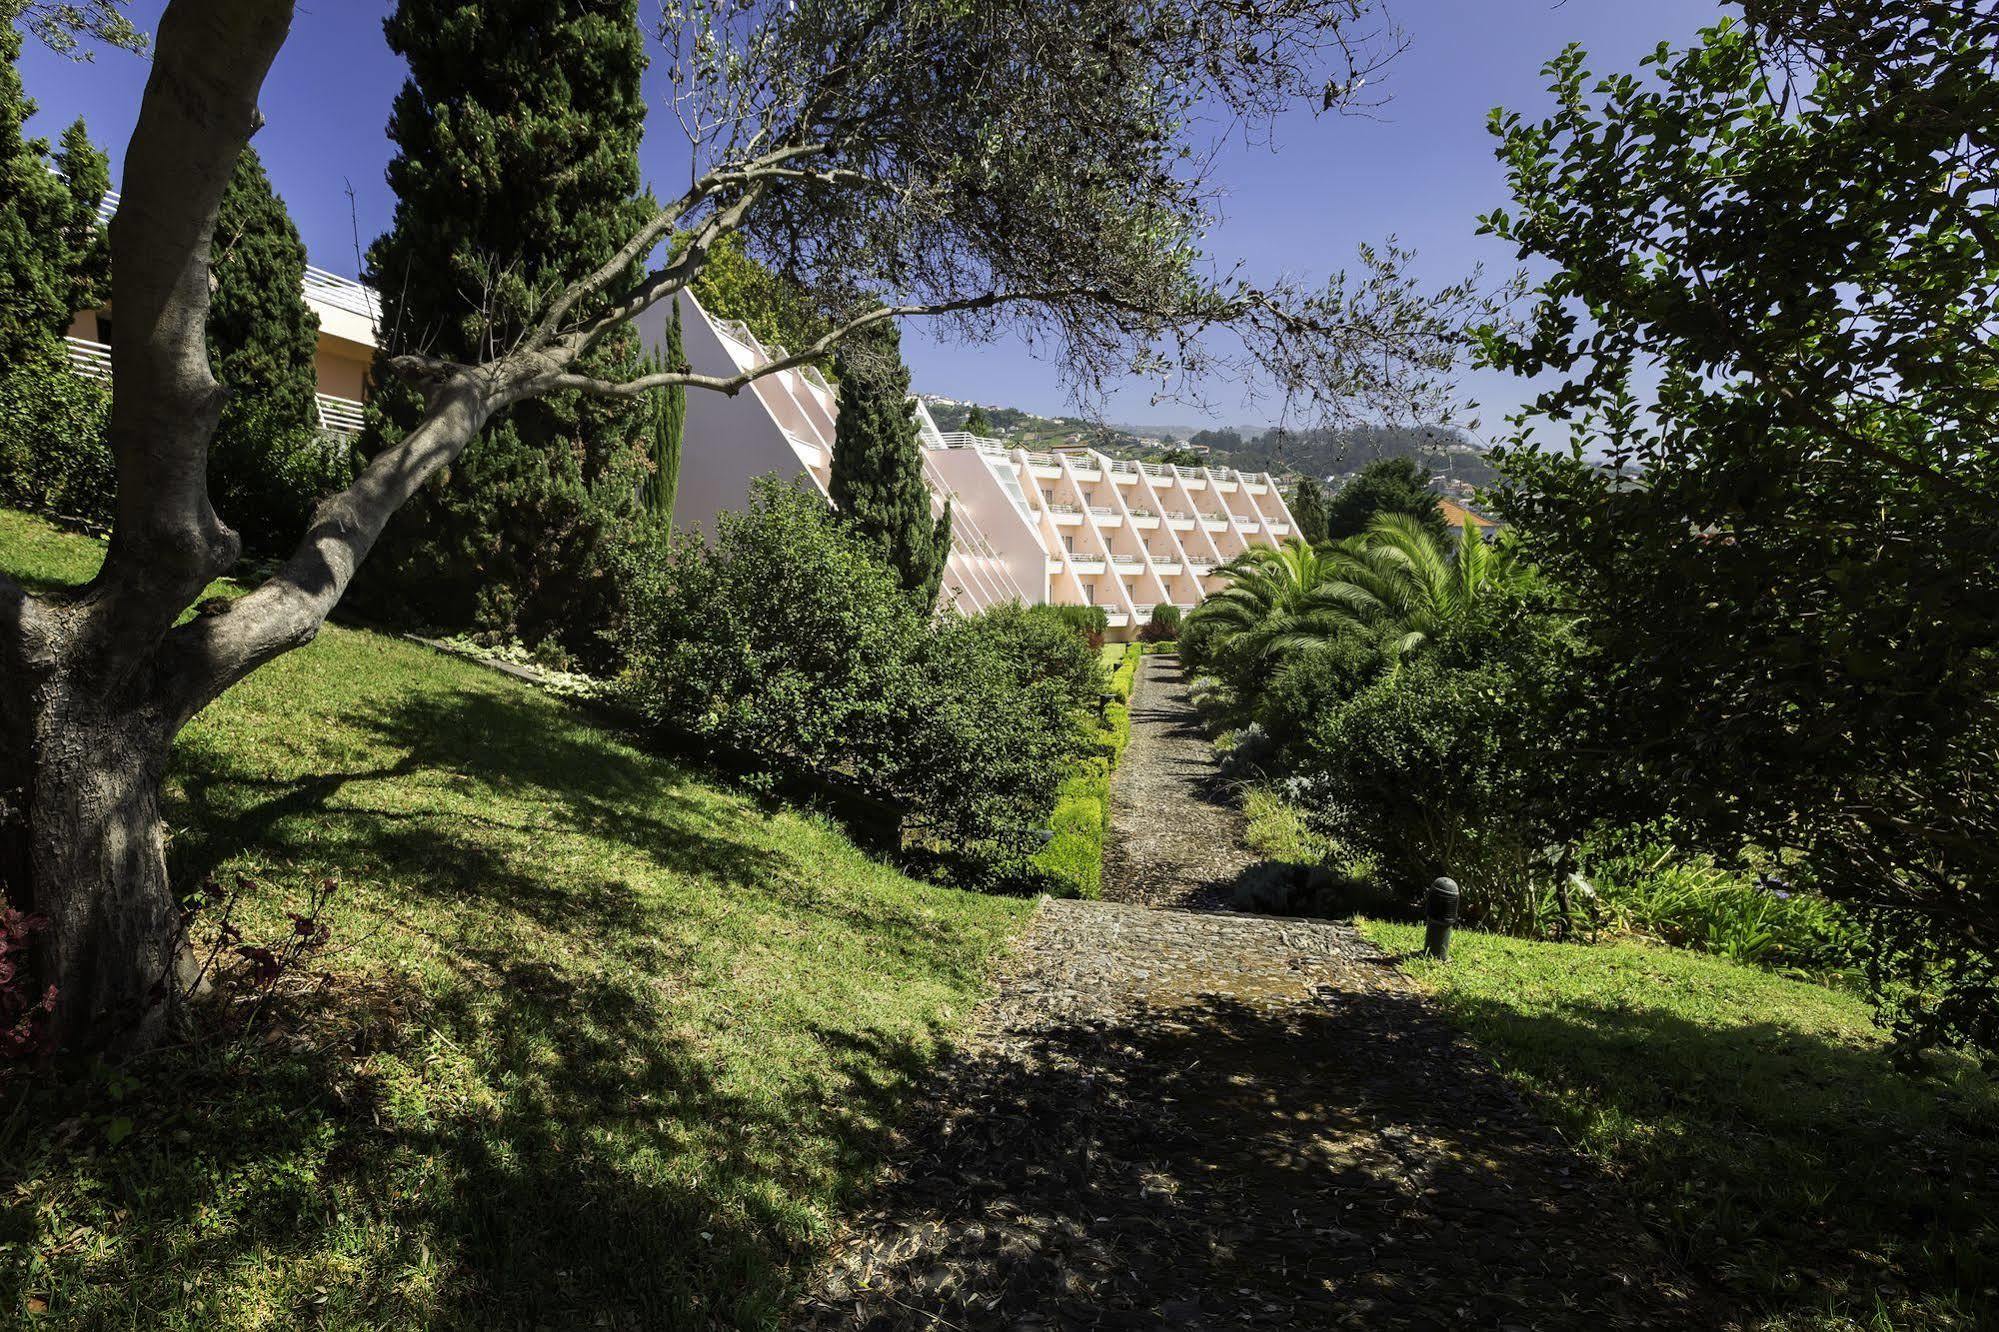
0,684,983,1328
797,984,1722,1330
1426,991,1999,1327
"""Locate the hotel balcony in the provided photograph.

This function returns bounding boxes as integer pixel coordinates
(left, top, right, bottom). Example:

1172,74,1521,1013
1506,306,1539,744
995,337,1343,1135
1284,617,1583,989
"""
1213,475,1239,492
1068,556,1108,574
1088,505,1121,527
1110,553,1141,571
1268,521,1291,536
316,392,366,437
1106,459,1140,483
67,336,367,441
1201,513,1229,531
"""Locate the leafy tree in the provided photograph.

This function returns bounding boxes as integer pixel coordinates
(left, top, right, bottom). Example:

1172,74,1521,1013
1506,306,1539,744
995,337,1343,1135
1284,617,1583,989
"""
1157,446,1207,467
1323,457,1444,540
1289,475,1330,544
962,405,994,437
829,324,951,608
1187,428,1241,455
1478,4,1999,1049
0,13,110,359
358,0,654,660
0,0,1468,1049
204,145,344,553
687,231,831,363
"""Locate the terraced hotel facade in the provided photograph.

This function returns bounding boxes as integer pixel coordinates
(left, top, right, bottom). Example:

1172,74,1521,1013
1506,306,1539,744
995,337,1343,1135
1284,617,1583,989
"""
660,291,1298,635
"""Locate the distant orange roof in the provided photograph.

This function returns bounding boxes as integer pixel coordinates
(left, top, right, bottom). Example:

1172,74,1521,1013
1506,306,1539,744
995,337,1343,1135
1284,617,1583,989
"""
1438,498,1496,530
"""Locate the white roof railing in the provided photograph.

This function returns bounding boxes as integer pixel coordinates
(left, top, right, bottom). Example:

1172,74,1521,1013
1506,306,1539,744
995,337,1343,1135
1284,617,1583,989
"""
303,267,382,321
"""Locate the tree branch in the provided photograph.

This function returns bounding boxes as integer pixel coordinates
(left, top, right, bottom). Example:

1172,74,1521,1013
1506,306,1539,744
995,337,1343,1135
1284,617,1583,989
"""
542,287,1109,399
157,372,503,725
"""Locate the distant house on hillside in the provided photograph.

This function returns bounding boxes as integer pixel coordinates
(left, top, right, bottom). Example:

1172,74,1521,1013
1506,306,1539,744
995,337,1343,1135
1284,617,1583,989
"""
1439,498,1499,540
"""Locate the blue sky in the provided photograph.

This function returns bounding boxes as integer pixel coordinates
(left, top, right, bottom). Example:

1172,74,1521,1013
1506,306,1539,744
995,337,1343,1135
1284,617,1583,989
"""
17,0,1732,433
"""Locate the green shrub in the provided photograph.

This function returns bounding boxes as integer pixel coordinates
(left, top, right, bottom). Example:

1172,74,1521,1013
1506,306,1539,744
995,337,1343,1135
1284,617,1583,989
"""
0,347,113,525
898,611,1090,848
620,479,1086,857
208,397,356,556
1295,654,1560,933
1584,838,1865,979
1139,602,1181,642
619,477,925,776
1045,603,1109,648
967,602,1106,713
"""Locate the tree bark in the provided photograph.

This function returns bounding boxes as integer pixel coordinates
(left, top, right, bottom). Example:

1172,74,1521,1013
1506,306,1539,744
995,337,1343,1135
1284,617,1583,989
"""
24,684,189,1046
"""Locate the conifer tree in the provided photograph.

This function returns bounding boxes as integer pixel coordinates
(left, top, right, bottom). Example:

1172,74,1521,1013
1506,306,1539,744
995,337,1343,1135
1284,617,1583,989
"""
0,16,109,360
829,324,951,609
359,0,653,661
962,405,994,437
1289,475,1330,545
205,146,339,554
640,299,686,526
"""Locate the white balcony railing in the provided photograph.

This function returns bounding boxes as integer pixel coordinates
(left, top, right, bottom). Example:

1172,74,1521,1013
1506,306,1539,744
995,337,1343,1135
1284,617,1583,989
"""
1087,505,1116,517
316,393,366,436
1045,501,1081,515
931,430,1009,455
1110,553,1140,566
65,336,112,380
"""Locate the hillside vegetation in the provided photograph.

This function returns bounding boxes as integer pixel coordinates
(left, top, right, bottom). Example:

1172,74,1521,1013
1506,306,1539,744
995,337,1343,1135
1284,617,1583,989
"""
0,508,1026,1329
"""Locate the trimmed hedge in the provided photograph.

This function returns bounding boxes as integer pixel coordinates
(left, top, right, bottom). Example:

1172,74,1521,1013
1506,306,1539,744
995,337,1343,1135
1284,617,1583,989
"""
1035,642,1142,897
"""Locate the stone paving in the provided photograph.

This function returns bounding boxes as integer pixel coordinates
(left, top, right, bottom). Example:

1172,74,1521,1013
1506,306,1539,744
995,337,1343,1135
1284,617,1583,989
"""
797,655,1722,1330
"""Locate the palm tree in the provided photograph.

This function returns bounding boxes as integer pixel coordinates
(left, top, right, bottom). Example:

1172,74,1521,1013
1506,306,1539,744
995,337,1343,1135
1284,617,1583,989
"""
1184,539,1352,683
1314,512,1530,666
1185,514,1529,691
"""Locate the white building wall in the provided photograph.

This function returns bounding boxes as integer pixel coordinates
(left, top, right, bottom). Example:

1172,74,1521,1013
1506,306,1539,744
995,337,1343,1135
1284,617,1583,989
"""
655,294,1298,634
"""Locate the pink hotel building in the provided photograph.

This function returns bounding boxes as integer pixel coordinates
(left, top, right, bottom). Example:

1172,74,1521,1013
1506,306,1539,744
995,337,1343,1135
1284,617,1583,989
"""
62,226,1296,636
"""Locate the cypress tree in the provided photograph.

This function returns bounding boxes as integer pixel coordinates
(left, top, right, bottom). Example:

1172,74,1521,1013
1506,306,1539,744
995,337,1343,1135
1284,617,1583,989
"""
1289,475,1330,545
962,405,993,437
0,17,109,360
205,146,338,554
829,324,952,610
359,0,654,662
639,298,686,527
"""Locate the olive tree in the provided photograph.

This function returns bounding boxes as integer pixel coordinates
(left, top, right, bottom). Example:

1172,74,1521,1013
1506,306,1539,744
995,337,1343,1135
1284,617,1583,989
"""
0,0,1479,1047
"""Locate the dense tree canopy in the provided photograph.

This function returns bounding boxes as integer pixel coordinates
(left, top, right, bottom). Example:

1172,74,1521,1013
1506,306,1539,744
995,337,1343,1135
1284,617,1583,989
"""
1323,457,1445,540
0,13,108,360
1479,2,1999,1049
358,0,655,660
204,146,340,553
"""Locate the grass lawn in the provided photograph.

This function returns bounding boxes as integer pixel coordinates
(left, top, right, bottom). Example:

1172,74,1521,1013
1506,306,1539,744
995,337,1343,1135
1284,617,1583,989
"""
0,509,1028,1329
1363,920,1999,1330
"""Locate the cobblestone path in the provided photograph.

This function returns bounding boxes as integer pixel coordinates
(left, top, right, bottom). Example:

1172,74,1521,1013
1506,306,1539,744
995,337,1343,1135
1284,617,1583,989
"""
798,655,1719,1330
